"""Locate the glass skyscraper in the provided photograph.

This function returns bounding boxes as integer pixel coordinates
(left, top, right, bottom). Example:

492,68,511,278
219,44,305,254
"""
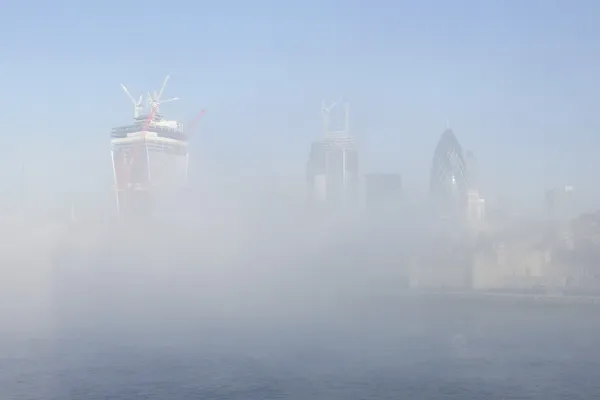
429,128,468,219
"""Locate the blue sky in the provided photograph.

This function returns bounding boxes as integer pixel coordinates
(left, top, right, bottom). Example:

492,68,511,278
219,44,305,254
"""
1,0,600,213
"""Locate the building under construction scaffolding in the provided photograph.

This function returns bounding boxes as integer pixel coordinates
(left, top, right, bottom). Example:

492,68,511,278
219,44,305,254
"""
307,98,359,209
111,76,189,218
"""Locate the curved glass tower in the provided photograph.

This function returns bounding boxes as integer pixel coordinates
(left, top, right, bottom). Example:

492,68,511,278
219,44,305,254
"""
429,128,468,218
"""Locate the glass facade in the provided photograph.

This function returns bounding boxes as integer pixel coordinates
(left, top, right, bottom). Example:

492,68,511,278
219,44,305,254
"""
429,129,468,218
111,135,188,218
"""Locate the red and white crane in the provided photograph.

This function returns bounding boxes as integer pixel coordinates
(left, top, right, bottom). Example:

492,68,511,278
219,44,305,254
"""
114,75,206,217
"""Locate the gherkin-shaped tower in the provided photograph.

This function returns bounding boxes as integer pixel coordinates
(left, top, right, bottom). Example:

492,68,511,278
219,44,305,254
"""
429,128,468,218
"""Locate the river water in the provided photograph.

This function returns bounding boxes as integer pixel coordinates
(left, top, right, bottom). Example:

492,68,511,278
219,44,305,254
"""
2,277,599,400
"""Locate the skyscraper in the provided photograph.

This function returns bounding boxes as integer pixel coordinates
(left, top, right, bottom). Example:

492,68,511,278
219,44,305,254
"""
111,76,188,219
429,128,468,219
307,98,359,209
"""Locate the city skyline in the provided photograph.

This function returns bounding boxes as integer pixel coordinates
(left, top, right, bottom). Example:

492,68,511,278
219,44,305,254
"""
3,1,600,215
3,88,583,220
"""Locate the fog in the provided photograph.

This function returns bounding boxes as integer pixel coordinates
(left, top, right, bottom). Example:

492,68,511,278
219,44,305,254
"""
0,172,424,343
3,162,600,399
56,193,393,320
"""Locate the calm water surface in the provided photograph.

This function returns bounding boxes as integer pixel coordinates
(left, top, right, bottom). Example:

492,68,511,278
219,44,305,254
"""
2,290,600,400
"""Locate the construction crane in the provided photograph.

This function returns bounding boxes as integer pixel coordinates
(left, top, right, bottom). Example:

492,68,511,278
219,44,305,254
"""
120,84,144,118
146,75,179,115
186,109,206,137
116,74,207,216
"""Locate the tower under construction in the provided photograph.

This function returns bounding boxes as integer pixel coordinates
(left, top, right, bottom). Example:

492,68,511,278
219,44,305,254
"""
307,98,359,209
110,75,189,218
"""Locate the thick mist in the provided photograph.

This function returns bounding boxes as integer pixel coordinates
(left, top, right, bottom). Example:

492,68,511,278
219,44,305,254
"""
4,173,600,399
49,183,418,336
0,171,430,346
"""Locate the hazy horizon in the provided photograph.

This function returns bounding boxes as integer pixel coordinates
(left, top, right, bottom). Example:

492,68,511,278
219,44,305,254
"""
2,1,600,216
3,2,600,398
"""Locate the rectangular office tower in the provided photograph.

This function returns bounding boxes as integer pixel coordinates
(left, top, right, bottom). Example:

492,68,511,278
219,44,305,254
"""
111,77,188,219
111,118,188,218
307,99,359,209
307,135,359,209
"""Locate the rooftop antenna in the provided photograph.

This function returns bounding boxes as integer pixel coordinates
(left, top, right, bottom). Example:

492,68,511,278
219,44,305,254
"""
120,84,144,118
445,119,450,130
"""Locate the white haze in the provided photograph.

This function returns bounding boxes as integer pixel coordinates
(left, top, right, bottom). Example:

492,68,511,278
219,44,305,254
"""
3,163,600,400
0,175,422,350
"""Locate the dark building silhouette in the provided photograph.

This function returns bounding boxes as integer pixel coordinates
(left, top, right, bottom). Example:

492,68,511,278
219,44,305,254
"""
429,128,468,219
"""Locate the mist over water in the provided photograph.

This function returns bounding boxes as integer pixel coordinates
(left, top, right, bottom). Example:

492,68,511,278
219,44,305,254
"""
5,0,600,396
0,181,599,399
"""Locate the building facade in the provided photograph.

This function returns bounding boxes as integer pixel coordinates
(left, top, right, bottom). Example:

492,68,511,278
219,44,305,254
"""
429,128,468,220
111,77,188,219
307,99,359,210
307,136,359,209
